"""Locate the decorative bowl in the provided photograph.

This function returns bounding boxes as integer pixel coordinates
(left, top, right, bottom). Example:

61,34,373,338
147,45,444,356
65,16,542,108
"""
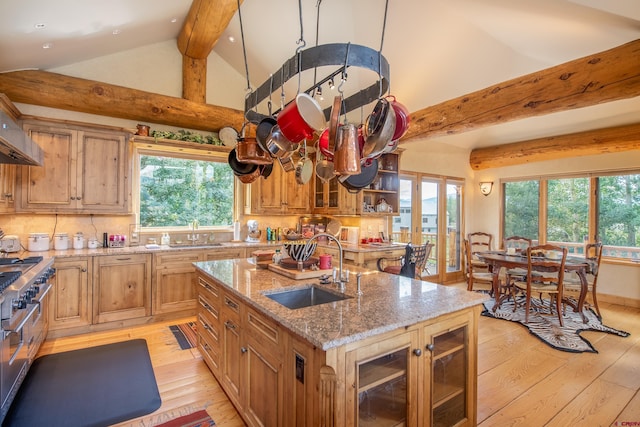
284,242,317,261
285,233,302,241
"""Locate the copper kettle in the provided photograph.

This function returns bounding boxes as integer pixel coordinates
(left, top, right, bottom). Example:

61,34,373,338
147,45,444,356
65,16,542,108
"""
333,123,361,176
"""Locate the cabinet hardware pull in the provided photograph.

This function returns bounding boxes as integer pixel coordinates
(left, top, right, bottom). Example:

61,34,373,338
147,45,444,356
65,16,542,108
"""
70,196,76,200
81,268,87,272
203,324,211,330
116,257,132,261
241,347,247,353
77,196,82,200
4,193,11,198
224,321,236,330
426,343,435,352
226,299,238,309
413,349,422,356
204,344,210,350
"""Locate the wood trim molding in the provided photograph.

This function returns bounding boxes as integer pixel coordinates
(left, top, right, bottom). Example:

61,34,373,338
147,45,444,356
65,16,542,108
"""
403,39,640,142
469,122,640,170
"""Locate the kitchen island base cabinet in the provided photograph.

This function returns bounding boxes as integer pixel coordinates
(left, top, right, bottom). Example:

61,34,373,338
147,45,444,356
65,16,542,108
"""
196,270,480,427
49,256,92,331
93,254,152,324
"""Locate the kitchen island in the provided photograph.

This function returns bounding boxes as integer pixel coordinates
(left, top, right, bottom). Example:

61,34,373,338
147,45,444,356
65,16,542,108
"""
195,258,486,427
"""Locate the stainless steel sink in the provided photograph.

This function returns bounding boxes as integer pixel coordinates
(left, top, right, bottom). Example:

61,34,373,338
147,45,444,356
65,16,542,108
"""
168,242,223,248
264,286,351,310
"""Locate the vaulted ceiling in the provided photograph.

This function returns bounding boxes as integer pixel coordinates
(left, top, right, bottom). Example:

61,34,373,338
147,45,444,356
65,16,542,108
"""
0,0,639,162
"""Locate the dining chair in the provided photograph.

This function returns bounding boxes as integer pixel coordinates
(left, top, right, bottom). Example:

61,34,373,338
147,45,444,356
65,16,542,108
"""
463,239,494,293
563,242,603,318
467,232,493,270
377,242,434,280
512,244,568,326
502,235,534,284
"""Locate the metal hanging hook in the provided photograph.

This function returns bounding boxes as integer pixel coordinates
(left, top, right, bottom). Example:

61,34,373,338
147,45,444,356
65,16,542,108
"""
295,0,306,94
268,74,273,115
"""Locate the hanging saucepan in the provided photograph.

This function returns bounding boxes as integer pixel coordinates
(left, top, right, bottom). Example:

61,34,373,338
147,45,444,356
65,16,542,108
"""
362,98,396,159
228,149,258,176
260,163,273,179
339,158,379,193
386,95,410,141
256,116,277,152
295,141,313,185
236,137,273,165
315,149,335,183
333,123,361,176
235,166,261,184
265,125,296,158
277,93,326,144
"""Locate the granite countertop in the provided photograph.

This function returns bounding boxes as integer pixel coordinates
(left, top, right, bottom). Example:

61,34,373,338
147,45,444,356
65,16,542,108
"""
13,241,284,259
318,242,407,253
194,258,487,351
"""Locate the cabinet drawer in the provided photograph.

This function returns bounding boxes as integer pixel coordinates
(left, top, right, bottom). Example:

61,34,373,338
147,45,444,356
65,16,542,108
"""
222,291,241,318
155,251,201,267
198,322,220,373
198,312,220,348
246,306,281,354
198,277,220,305
204,248,245,260
199,295,219,321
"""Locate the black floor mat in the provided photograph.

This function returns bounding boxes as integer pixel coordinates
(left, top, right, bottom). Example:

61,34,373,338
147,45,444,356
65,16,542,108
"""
4,339,161,427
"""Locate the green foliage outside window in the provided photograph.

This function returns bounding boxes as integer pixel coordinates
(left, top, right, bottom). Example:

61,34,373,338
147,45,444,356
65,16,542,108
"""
598,174,640,249
547,178,588,243
503,180,539,240
139,155,234,227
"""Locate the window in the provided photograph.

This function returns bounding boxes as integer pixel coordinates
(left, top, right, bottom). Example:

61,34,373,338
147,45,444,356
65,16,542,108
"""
503,180,539,240
598,173,640,259
502,171,640,261
138,153,234,228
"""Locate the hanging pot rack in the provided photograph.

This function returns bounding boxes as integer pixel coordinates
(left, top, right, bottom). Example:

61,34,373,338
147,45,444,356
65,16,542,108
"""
244,43,390,124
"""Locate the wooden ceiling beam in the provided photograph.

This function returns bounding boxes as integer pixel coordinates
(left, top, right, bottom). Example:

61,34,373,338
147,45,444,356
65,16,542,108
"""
403,38,640,141
0,70,245,132
177,0,240,102
469,122,640,170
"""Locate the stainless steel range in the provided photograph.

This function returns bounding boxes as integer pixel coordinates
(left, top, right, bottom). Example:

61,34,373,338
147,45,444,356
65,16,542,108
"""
0,256,55,423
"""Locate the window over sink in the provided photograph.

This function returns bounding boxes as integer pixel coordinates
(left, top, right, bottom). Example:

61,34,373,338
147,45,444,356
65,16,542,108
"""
136,147,235,229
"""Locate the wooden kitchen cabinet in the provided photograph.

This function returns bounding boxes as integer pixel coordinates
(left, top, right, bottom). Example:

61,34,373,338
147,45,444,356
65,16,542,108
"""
18,121,130,213
93,254,151,324
198,274,222,374
49,256,92,331
153,250,200,315
311,174,358,215
246,161,309,214
0,164,16,213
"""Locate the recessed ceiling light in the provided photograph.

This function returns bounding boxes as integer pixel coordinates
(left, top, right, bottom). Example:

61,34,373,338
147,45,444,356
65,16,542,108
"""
112,29,121,35
170,18,177,23
34,23,46,29
228,36,235,43
42,42,53,49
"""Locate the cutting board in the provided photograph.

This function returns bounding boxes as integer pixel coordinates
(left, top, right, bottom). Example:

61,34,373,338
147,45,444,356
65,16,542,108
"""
268,263,333,280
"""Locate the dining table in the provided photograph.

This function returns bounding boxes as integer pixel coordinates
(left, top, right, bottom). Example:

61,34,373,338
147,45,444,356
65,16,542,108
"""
476,250,595,323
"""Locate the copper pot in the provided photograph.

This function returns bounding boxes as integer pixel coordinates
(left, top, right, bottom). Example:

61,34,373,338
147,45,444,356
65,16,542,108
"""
136,124,150,136
236,137,273,165
333,124,361,176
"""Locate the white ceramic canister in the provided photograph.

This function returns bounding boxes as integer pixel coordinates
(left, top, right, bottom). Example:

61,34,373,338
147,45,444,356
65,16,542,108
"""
73,232,84,249
87,238,99,249
28,233,50,252
54,232,69,250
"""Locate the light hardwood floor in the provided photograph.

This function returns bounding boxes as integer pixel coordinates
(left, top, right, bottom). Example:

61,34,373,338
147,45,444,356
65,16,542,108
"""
37,290,639,427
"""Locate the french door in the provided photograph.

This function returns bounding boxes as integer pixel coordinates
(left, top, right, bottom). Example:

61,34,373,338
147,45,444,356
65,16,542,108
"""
394,174,463,283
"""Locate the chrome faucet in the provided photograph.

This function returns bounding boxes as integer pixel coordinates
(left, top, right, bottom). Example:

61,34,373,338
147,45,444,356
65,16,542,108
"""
303,233,344,290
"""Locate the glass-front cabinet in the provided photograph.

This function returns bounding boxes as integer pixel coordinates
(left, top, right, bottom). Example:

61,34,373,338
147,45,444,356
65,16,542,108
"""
346,331,419,427
345,310,476,427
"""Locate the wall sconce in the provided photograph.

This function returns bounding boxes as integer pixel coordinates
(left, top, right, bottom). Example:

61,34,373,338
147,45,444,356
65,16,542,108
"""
479,181,493,196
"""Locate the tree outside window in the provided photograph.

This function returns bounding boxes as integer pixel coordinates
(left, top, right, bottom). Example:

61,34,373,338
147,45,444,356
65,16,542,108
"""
598,174,640,259
547,177,588,244
139,154,234,227
503,180,539,240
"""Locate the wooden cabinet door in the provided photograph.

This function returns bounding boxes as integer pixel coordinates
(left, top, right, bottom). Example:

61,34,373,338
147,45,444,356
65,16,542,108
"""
20,124,75,210
345,330,420,427
50,257,92,330
0,164,16,213
421,309,477,427
153,251,200,315
93,254,151,324
245,337,284,427
251,162,285,213
78,130,128,212
282,168,309,213
220,290,243,409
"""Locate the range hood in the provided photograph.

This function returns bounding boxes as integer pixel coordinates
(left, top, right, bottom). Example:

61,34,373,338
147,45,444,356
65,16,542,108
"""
0,110,43,166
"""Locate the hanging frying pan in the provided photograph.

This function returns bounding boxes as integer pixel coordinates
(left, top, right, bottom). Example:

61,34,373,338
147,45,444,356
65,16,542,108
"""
338,158,379,193
228,149,258,175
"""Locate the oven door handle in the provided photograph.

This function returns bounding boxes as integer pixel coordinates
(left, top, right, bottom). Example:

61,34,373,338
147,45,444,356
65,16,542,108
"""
31,283,52,306
3,304,38,336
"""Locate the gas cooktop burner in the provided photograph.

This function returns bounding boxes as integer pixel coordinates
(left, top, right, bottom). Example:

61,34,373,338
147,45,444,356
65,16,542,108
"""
0,256,44,265
0,271,21,292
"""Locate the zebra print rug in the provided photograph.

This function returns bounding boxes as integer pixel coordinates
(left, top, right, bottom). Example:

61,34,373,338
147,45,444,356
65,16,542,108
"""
481,297,629,353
